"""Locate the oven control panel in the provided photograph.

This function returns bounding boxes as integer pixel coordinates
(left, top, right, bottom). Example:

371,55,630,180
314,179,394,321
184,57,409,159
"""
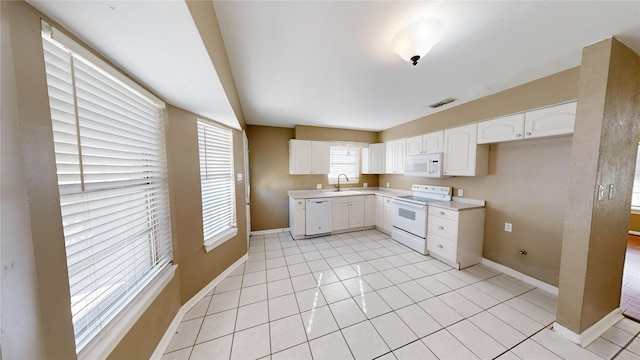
411,184,451,195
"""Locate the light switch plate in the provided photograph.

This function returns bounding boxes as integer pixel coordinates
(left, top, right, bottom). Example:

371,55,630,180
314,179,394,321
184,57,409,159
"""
457,189,464,197
316,184,322,190
505,223,512,232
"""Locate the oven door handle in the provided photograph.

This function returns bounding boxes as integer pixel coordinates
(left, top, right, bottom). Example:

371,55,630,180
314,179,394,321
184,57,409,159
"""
392,199,427,211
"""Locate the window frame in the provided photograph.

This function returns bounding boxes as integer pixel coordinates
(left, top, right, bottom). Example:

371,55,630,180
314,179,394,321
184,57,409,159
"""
327,143,362,185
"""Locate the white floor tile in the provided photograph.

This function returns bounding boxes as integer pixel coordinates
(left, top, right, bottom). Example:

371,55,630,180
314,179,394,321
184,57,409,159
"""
183,296,210,321
320,281,351,304
432,271,468,290
239,283,268,306
270,314,308,353
371,312,418,350
343,252,365,264
332,265,359,280
369,258,395,271
395,304,442,338
627,336,640,355
352,261,378,275
438,291,483,318
601,325,637,347
307,259,331,272
313,269,340,285
354,291,393,319
465,264,499,280
230,323,271,360
342,321,391,360
165,318,203,353
269,293,299,321
505,297,556,325
271,343,313,360
161,347,191,360
415,276,451,296
295,287,327,312
266,256,287,269
518,289,558,314
488,303,545,336
614,318,640,335
309,331,354,360
488,274,533,297
397,280,434,303
207,289,240,315
617,349,640,360
511,339,562,360
385,255,411,268
495,351,523,360
586,337,621,359
381,268,412,284
196,308,237,344
282,246,302,256
291,274,319,292
456,284,501,309
245,260,267,273
242,270,267,287
266,249,285,259
303,251,323,261
284,253,306,265
377,286,413,310
301,305,340,340
473,279,515,302
342,276,375,297
190,335,233,360
448,319,507,359
422,329,479,360
235,300,268,331
412,260,446,275
532,329,601,359
468,310,526,349
363,272,393,290
418,297,464,327
268,278,295,298
287,262,311,277
329,298,367,329
267,266,291,282
393,340,438,360
214,275,242,294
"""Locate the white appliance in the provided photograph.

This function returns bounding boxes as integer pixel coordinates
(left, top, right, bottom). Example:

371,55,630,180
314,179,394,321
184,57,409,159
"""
404,153,448,178
391,184,452,254
305,198,332,236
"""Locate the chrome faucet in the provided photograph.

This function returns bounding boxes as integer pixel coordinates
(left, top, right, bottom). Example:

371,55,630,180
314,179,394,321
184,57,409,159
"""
337,173,349,192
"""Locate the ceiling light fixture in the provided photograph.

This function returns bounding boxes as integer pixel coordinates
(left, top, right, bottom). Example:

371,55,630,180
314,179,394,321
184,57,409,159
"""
391,19,445,66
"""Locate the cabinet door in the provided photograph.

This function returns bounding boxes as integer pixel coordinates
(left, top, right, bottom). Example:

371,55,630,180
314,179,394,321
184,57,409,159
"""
383,203,393,233
311,141,330,174
361,148,370,174
375,196,384,228
385,141,396,173
394,139,406,173
293,205,306,236
332,203,349,232
364,195,375,227
525,101,577,139
424,131,444,153
406,135,424,156
289,139,311,174
349,201,365,229
369,144,386,174
443,124,477,176
477,114,525,144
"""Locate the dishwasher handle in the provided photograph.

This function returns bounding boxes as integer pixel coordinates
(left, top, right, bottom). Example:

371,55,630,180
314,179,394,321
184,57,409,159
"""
307,199,331,204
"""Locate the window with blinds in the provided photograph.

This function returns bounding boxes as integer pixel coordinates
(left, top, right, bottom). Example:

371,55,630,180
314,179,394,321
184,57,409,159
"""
328,145,360,184
41,25,172,351
632,143,640,210
197,119,237,251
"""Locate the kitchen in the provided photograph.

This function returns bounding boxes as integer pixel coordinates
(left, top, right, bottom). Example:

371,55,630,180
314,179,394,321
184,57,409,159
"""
3,1,640,359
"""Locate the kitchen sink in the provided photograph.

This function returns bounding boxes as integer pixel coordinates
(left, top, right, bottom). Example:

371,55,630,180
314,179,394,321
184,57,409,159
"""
324,190,362,196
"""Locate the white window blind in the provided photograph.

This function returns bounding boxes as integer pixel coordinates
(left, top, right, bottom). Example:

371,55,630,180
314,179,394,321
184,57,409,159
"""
197,119,237,250
328,145,360,184
41,27,172,352
632,143,640,209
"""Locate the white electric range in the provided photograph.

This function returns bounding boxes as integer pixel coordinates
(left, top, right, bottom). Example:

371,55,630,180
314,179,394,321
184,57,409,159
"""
391,184,452,255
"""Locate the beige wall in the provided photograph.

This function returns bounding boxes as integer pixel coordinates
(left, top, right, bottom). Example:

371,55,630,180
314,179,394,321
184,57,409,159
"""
380,68,581,286
630,213,640,232
2,1,249,358
246,125,379,231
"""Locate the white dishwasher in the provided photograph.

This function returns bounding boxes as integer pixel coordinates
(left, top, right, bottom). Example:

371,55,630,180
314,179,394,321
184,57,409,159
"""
305,198,332,236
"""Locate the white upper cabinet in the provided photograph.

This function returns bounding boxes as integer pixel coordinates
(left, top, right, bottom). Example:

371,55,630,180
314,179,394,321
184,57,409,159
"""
385,138,406,174
477,101,577,144
477,114,525,144
289,139,330,174
443,123,489,176
362,143,386,174
524,101,577,139
406,131,444,156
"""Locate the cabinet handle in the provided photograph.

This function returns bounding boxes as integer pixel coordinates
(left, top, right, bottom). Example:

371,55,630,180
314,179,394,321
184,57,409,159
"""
516,134,522,137
437,244,443,248
438,226,444,230
525,132,532,136
439,211,445,215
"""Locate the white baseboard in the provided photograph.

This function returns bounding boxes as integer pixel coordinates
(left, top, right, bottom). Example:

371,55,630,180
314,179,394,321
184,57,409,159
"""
250,228,290,236
150,254,248,359
629,230,640,236
553,308,623,347
481,258,559,296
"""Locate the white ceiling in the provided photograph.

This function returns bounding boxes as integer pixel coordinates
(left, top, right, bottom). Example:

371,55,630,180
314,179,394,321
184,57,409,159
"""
27,1,640,133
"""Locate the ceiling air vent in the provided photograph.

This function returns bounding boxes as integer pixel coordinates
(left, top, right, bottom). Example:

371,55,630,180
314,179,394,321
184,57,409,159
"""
429,97,457,108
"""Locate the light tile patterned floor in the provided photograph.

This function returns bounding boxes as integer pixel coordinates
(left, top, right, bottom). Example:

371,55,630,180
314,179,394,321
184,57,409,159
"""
162,230,640,360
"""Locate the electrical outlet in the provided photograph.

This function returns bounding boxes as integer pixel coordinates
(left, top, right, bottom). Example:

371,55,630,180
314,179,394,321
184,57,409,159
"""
386,182,390,188
457,188,464,197
316,184,322,190
363,183,368,188
505,222,512,232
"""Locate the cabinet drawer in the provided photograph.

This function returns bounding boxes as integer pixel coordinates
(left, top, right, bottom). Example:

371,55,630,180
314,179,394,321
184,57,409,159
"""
293,199,305,206
428,216,458,240
427,234,457,262
428,206,459,221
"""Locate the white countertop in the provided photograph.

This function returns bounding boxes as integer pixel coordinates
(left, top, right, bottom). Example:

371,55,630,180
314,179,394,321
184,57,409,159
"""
429,197,486,211
288,187,411,199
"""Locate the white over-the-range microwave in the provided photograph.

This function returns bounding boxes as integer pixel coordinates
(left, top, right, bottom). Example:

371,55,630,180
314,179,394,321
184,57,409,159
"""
404,153,449,178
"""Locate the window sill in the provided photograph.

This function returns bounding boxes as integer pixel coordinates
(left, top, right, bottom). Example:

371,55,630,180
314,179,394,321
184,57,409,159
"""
78,264,177,360
204,227,238,253
631,208,640,215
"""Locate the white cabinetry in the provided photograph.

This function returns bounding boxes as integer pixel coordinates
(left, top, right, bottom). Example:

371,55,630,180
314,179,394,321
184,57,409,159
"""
332,196,365,232
289,198,306,240
289,139,330,174
362,143,386,174
406,131,444,156
477,102,577,144
364,195,375,227
385,139,406,174
427,206,485,269
375,195,393,234
443,124,488,176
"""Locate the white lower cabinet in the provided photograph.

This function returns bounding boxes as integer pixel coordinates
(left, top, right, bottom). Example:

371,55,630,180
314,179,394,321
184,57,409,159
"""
364,195,375,227
427,206,485,269
289,198,306,240
375,195,393,234
332,196,365,232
